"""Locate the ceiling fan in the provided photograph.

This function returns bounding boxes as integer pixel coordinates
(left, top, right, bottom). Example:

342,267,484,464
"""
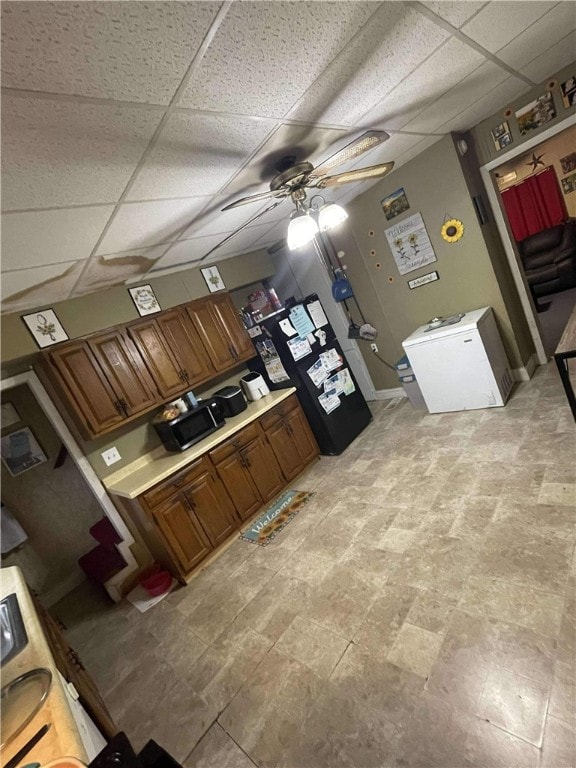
199,130,394,260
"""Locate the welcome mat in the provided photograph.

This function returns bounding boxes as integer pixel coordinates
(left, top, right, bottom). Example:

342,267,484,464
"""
241,490,314,547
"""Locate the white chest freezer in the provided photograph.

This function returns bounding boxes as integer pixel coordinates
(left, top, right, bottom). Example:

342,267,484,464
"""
402,307,513,413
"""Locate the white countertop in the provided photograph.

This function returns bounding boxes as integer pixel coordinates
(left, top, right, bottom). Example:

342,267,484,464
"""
0,566,88,768
103,388,296,500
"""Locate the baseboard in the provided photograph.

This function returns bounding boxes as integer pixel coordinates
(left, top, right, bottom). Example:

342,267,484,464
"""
372,387,407,400
512,353,538,382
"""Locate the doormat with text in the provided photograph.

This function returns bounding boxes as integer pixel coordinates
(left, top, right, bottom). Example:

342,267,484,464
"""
240,490,314,547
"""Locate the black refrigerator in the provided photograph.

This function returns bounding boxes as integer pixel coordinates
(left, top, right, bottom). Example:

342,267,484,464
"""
247,294,372,455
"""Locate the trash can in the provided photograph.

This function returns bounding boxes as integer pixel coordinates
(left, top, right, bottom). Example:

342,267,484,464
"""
395,355,427,411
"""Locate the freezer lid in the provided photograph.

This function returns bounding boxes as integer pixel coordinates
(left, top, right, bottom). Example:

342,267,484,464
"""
402,307,492,347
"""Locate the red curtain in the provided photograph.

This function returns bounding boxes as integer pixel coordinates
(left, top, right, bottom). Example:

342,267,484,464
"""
501,167,567,242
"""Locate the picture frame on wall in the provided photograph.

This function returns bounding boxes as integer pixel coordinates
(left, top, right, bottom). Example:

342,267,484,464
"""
381,188,410,221
561,172,576,195
490,121,512,151
201,266,226,293
560,152,576,174
128,284,162,316
21,308,69,349
515,92,556,135
560,76,576,109
1,427,48,477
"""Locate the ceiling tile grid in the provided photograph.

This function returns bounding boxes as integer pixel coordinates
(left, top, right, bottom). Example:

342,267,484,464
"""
72,248,166,297
150,234,232,272
460,1,558,54
0,1,221,104
420,2,489,29
520,30,576,83
1,261,87,314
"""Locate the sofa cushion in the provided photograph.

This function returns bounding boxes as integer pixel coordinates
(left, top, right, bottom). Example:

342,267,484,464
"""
521,224,564,257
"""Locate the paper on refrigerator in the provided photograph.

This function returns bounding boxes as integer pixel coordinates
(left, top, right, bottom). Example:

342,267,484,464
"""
307,300,329,328
287,336,312,361
318,389,341,414
324,368,355,396
255,339,290,383
289,305,315,338
307,357,329,388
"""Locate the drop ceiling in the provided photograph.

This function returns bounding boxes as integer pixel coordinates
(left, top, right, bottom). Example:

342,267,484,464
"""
1,0,574,313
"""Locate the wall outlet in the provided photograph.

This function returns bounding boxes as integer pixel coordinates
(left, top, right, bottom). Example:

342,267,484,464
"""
370,343,379,353
101,447,121,466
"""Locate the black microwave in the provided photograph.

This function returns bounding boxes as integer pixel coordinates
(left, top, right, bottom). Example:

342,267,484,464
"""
153,399,225,452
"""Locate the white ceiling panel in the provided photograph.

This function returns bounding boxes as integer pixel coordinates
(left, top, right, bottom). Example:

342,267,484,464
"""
359,38,487,132
460,1,557,55
72,248,164,297
1,94,162,211
520,31,576,83
201,221,280,260
420,2,488,29
96,198,210,256
290,4,449,126
402,60,522,134
178,1,377,118
2,206,114,271
496,3,576,71
250,219,289,249
127,111,276,201
436,76,531,133
180,196,290,240
1,261,86,314
0,2,220,104
152,234,234,272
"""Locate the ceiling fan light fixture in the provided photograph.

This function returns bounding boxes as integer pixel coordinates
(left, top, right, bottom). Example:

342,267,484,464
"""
287,213,319,250
318,202,348,232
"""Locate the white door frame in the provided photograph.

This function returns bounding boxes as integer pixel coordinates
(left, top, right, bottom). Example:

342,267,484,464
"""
1,369,138,598
479,116,574,366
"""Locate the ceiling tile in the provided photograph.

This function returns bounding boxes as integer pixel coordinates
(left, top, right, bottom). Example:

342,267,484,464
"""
180,196,290,240
460,1,556,55
178,1,376,117
1,2,220,104
2,94,162,211
250,219,289,248
200,221,279,260
2,206,114,271
401,61,522,133
152,234,232,271
359,38,487,132
289,4,449,126
1,261,86,314
127,111,276,200
96,198,210,255
496,3,576,70
419,2,488,29
71,247,164,297
520,31,576,83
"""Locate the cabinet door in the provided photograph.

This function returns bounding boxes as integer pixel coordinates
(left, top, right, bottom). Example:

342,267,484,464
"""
285,404,319,467
88,329,159,417
46,341,126,436
127,318,186,399
213,451,262,522
210,293,255,363
156,309,214,387
186,298,236,372
263,418,303,481
184,464,238,547
151,495,212,572
243,432,285,503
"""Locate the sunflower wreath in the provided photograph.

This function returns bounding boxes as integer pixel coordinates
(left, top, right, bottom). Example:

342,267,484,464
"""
441,218,464,243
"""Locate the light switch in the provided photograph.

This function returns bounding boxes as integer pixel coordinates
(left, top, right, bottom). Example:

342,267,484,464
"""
101,447,121,466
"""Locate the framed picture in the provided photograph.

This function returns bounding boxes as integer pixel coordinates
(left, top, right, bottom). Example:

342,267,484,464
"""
1,427,48,477
128,284,161,316
381,188,410,221
201,266,226,293
561,172,576,195
1,403,21,429
384,212,437,276
560,75,576,109
22,309,69,349
491,121,512,151
515,92,556,135
560,152,576,174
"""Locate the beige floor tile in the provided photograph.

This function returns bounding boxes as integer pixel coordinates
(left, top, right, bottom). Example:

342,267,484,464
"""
405,588,456,634
184,723,256,768
275,616,349,678
278,549,334,584
541,716,576,768
494,500,576,540
475,666,550,746
538,482,576,507
353,585,418,661
386,622,443,678
458,575,564,638
379,527,416,553
549,660,576,725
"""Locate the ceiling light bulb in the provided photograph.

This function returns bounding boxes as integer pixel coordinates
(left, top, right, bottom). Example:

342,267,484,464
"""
318,203,348,232
287,214,319,250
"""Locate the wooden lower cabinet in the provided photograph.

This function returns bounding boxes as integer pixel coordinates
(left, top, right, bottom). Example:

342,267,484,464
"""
130,395,319,581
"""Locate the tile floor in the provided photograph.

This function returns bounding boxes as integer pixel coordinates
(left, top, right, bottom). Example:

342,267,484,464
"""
54,363,576,768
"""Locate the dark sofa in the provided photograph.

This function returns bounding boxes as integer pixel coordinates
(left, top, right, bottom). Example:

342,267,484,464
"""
517,219,576,307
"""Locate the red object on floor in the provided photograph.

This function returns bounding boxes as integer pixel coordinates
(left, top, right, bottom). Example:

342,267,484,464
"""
140,568,171,597
89,517,122,549
79,544,127,584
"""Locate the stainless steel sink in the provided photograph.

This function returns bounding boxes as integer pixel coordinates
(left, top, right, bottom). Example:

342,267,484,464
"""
0,594,28,667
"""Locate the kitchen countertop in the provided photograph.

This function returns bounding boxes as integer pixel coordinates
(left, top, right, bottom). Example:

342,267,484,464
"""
103,388,297,500
0,566,88,768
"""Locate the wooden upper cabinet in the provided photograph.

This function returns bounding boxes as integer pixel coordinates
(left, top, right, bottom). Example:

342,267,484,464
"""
127,316,190,399
156,310,214,387
186,293,254,372
87,330,158,417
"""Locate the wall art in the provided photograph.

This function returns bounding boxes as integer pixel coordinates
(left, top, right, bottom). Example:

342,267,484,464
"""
1,427,48,477
515,92,556,135
384,212,437,276
560,75,576,109
561,172,576,195
201,266,226,293
22,309,69,349
560,152,576,174
490,120,512,151
128,284,161,316
381,187,410,221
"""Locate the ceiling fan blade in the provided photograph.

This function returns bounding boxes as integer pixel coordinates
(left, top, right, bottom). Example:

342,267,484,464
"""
318,161,395,188
221,189,288,211
200,200,284,262
312,131,390,177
